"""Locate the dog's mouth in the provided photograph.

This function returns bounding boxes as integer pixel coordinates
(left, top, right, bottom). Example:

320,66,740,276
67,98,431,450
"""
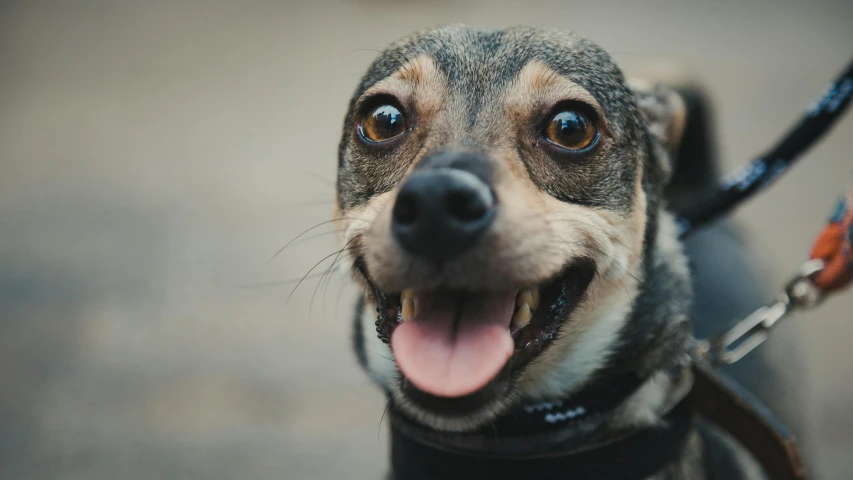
362,258,597,418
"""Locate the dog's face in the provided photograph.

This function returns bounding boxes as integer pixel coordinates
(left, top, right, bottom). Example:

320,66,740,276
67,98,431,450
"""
336,26,686,431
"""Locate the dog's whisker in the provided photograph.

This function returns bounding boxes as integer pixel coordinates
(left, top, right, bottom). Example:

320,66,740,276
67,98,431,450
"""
554,238,649,291
269,217,365,263
236,272,330,290
324,235,361,293
314,242,356,314
292,168,336,187
589,245,650,290
286,245,359,307
288,229,340,249
366,349,395,363
315,245,360,309
321,238,361,316
379,399,392,441
310,237,359,318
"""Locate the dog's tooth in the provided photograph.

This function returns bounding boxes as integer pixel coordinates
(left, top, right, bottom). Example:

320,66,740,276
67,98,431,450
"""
401,297,414,322
401,289,416,322
531,288,540,309
517,290,535,308
512,303,532,329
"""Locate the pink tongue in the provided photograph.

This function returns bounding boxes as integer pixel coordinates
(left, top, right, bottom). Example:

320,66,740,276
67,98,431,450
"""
391,291,516,398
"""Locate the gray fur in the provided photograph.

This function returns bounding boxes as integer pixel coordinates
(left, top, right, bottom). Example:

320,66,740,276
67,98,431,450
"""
338,25,763,479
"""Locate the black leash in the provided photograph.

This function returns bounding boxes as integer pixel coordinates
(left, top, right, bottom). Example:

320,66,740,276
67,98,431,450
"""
676,57,853,238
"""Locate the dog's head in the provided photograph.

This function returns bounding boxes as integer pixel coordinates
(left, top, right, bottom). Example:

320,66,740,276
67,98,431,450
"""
336,25,689,431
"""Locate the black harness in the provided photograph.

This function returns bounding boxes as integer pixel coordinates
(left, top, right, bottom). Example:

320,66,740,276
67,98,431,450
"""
389,364,806,480
390,370,692,480
391,398,692,480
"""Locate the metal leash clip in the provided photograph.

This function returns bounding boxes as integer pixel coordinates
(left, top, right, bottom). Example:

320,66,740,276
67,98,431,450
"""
693,181,853,366
708,259,825,365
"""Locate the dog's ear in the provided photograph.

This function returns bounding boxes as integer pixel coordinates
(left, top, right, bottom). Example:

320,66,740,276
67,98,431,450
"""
629,69,719,200
629,79,688,157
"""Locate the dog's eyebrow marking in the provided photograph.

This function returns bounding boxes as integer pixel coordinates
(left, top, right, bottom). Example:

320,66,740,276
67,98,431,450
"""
358,55,447,121
502,60,610,132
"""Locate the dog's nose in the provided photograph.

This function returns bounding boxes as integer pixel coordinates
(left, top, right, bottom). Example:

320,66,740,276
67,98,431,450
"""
392,168,495,262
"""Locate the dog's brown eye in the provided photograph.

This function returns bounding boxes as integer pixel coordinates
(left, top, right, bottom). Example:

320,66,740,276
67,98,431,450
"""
544,110,597,150
360,104,406,143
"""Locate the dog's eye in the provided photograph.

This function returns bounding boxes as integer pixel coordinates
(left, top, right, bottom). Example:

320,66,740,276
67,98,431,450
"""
360,104,407,143
544,110,597,151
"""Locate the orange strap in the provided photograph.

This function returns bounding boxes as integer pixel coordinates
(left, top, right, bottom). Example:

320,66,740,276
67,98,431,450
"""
809,186,853,292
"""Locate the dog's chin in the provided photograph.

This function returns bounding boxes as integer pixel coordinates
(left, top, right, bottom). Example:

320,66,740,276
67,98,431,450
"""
390,374,517,432
358,257,597,432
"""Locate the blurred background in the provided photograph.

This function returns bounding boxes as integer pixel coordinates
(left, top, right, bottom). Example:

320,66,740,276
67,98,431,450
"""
1,1,851,478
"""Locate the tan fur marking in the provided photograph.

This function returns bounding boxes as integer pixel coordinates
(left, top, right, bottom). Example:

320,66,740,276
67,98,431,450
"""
519,184,648,398
502,60,610,133
359,55,446,123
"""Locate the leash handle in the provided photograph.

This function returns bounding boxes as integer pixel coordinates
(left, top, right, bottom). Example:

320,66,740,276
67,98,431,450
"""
809,186,853,292
701,183,853,365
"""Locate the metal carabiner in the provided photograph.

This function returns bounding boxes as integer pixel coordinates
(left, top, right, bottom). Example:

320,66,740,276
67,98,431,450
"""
708,259,825,365
712,300,789,364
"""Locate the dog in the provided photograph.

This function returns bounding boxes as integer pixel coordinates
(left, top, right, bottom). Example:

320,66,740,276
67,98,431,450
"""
334,25,767,479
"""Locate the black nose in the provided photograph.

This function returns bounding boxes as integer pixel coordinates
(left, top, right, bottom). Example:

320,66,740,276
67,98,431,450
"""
392,168,495,262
